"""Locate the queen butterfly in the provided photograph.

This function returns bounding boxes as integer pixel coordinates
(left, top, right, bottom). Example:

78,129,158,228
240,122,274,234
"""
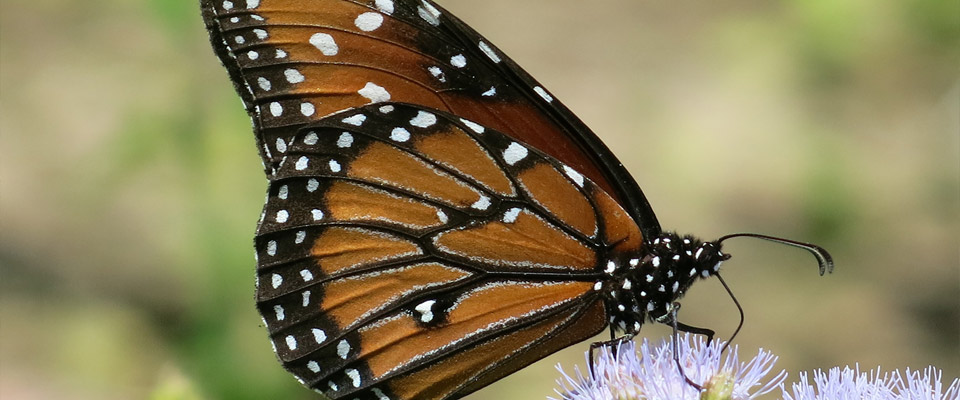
199,1,833,399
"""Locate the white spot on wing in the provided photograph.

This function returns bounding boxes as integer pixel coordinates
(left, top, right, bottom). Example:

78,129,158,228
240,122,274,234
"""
346,368,361,387
285,335,297,350
375,0,394,14
275,137,287,153
417,2,441,26
302,290,311,306
503,142,528,165
300,102,315,116
471,196,491,210
311,209,324,220
257,77,271,91
337,340,351,359
358,82,390,103
295,230,306,243
306,179,320,192
275,210,289,223
354,12,384,31
451,54,467,68
460,118,484,134
312,328,326,343
478,41,501,63
533,86,554,102
563,165,585,187
307,361,321,373
269,102,282,117
409,111,437,128
304,132,319,145
503,207,522,223
328,160,341,172
295,156,308,170
390,127,410,142
337,132,354,148
415,300,436,322
428,66,446,82
284,69,305,83
604,261,616,273
309,33,339,56
267,240,278,256
274,305,285,320
342,114,367,126
300,269,314,281
271,273,282,288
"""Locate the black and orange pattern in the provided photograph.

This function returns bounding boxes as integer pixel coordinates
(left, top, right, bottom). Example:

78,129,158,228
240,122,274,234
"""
251,103,643,398
199,1,829,399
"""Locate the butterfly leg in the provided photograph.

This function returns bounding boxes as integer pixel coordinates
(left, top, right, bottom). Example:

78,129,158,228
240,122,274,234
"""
587,334,633,377
662,302,708,391
675,321,715,343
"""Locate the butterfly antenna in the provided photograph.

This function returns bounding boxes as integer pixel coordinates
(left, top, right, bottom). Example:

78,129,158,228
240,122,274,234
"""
717,233,834,275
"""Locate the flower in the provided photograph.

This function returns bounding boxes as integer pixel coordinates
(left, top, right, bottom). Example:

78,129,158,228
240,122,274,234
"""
900,367,960,400
781,365,960,400
781,365,899,400
551,333,785,400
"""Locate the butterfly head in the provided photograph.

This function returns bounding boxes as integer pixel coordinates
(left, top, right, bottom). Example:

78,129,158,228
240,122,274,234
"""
603,232,730,334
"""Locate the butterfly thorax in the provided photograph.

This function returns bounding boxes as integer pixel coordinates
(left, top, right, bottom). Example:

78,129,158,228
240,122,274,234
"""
602,232,729,335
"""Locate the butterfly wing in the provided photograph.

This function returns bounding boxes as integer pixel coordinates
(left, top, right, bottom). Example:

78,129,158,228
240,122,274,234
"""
253,102,645,399
200,0,661,237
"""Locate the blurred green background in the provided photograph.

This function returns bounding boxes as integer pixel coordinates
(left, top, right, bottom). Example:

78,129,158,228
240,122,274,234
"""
1,0,957,399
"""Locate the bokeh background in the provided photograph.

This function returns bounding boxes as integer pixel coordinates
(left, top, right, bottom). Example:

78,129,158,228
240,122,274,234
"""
1,0,957,399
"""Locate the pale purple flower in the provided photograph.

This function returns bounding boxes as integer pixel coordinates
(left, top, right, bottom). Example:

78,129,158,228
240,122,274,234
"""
551,333,785,400
781,365,959,400
781,365,899,400
900,367,960,400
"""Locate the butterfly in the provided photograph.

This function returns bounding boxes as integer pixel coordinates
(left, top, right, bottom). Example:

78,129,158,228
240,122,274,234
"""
199,0,833,398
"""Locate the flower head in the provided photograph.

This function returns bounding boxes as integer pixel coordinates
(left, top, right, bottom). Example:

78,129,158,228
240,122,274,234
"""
781,365,959,400
900,367,960,400
551,333,785,400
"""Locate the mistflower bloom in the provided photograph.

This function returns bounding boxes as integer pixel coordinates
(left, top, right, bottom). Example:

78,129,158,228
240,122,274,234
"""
782,365,899,400
781,365,960,400
551,333,785,400
900,367,960,400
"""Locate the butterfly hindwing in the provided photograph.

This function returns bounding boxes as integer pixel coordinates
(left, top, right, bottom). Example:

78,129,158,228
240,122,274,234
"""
252,102,646,399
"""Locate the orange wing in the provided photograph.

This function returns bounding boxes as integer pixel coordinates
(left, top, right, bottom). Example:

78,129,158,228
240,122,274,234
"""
199,0,662,235
252,103,645,399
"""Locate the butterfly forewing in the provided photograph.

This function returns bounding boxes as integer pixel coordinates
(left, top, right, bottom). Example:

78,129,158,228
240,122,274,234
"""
199,0,660,235
251,103,645,399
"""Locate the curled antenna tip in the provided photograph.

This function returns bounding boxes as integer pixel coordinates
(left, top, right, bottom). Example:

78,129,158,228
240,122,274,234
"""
717,233,834,276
